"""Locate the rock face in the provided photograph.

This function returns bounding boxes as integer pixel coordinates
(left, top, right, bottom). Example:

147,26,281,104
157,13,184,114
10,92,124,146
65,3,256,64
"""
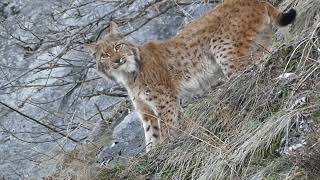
96,112,145,167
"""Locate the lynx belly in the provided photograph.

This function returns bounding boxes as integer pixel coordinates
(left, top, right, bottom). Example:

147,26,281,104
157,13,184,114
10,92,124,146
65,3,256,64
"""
179,56,224,98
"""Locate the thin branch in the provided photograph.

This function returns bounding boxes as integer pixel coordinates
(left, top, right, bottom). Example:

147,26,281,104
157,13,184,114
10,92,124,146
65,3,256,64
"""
0,101,78,143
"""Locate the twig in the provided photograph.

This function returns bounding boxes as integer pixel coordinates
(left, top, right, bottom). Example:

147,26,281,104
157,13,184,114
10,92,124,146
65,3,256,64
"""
0,101,78,143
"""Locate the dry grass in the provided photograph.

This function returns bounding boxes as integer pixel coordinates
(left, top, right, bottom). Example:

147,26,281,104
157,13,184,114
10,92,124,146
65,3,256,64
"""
48,134,111,180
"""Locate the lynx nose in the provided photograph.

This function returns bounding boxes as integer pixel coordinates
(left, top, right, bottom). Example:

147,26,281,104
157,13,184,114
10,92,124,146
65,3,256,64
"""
112,57,126,69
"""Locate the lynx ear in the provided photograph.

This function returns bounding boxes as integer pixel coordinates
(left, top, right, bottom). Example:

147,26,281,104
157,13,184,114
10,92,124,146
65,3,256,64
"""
84,43,98,56
109,21,119,34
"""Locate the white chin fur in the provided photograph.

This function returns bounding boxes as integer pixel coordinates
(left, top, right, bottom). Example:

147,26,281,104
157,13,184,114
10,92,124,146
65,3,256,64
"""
110,55,138,87
118,55,138,73
96,55,138,87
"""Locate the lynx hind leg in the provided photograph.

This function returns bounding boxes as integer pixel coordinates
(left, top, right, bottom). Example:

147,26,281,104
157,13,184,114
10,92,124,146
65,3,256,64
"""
135,101,161,152
213,40,251,77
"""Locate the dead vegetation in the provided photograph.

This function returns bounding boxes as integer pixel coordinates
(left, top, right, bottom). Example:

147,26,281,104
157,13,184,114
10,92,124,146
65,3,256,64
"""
52,0,320,179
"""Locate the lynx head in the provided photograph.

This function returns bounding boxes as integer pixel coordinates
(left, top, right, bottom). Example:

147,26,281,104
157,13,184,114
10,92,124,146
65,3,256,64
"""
85,22,140,81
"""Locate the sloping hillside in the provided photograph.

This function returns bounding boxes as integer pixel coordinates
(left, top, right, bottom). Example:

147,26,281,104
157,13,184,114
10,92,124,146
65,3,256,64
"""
49,0,320,179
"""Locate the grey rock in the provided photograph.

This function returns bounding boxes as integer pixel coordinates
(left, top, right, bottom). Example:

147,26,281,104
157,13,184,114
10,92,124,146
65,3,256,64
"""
96,112,145,167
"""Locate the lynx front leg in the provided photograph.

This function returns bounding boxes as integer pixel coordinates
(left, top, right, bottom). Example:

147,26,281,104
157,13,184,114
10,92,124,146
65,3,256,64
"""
134,100,161,152
153,94,179,140
139,88,179,149
157,101,179,140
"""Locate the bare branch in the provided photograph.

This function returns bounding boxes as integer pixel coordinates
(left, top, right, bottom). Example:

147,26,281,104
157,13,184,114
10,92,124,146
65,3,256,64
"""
0,101,78,143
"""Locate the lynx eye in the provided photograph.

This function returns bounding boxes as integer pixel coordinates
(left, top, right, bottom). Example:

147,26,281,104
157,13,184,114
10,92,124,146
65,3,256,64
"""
114,43,123,52
101,53,110,59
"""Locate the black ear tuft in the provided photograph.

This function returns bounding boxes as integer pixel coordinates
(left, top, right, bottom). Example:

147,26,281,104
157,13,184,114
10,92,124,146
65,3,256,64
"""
279,9,297,26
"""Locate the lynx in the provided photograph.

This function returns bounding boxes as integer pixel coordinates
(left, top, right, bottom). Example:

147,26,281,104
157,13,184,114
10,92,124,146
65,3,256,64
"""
85,0,296,152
